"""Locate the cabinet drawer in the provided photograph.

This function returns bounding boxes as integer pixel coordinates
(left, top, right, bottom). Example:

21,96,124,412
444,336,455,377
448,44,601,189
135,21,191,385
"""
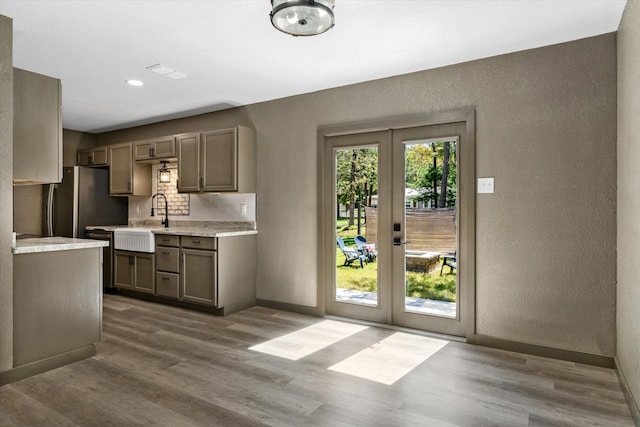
156,247,180,273
156,272,179,299
155,235,179,247
181,236,216,250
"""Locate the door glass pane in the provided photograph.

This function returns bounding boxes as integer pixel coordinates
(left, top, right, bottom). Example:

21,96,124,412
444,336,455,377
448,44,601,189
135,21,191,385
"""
403,139,457,318
334,147,379,306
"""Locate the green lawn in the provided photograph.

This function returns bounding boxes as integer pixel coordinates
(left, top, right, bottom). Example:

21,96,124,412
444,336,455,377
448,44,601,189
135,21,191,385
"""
336,219,456,302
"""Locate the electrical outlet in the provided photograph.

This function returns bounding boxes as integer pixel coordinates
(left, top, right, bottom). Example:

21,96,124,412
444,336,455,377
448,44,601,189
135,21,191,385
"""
477,177,495,194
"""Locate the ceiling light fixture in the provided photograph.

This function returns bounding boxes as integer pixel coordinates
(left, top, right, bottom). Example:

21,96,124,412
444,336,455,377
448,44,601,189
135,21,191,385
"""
126,79,144,86
159,161,171,183
270,0,335,37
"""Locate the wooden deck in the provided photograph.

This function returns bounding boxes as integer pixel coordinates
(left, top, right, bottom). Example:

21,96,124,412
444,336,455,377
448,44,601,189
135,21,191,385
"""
0,294,634,426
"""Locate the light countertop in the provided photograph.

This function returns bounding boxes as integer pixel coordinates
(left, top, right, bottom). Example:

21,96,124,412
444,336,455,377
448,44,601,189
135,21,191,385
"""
13,237,109,255
153,227,257,237
86,223,257,238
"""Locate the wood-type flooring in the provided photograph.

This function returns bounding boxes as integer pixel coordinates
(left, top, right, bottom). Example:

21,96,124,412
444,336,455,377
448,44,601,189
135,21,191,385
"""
0,294,635,426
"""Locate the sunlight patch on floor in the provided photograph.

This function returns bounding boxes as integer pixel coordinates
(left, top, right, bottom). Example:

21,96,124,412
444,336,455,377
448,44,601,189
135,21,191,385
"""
328,332,448,385
249,320,368,361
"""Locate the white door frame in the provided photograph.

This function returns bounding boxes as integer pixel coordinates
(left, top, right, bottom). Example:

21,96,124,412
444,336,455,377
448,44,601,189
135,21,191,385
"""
318,110,476,340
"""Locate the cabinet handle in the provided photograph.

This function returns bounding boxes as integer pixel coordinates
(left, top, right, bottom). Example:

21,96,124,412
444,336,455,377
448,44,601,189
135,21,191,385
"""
89,154,94,165
199,176,204,189
161,251,170,255
192,240,201,244
129,255,134,265
161,277,169,281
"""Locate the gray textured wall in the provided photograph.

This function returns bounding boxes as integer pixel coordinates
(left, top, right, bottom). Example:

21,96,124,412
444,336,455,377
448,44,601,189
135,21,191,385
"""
13,185,42,235
0,14,13,371
98,34,617,356
617,0,640,413
64,128,96,166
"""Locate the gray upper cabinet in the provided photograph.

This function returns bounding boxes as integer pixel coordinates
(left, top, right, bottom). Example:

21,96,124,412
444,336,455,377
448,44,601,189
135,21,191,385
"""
177,126,256,193
201,128,237,192
176,133,200,192
134,136,176,161
77,147,108,167
13,68,62,185
109,142,151,196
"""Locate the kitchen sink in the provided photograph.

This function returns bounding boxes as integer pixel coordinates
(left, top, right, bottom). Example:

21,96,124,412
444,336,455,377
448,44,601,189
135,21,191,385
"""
114,228,155,253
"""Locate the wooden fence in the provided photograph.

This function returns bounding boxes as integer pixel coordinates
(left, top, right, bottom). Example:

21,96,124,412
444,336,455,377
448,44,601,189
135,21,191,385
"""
364,207,456,253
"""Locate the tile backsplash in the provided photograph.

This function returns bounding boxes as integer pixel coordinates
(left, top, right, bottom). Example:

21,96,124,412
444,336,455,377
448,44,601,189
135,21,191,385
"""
129,192,256,222
128,163,256,223
156,167,190,216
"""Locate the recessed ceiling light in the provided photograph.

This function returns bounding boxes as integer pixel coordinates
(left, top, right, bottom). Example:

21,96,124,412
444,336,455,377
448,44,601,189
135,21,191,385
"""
127,79,144,86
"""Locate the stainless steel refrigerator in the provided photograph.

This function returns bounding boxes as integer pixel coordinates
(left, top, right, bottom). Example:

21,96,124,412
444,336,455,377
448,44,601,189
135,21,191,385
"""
43,166,128,238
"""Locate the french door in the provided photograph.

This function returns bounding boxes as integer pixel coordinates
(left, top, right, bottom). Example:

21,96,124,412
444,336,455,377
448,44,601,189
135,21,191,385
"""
323,112,475,338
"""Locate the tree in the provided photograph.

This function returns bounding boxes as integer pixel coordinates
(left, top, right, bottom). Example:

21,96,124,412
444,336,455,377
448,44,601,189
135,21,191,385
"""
405,144,433,190
407,140,457,208
439,141,450,208
418,161,442,207
336,148,378,228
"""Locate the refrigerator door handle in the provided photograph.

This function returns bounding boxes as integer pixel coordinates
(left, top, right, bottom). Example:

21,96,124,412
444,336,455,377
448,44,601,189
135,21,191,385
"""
46,184,55,237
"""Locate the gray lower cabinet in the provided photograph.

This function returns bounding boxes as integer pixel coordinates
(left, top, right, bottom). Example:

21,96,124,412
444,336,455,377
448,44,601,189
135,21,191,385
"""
181,248,217,306
154,234,256,314
114,250,155,294
155,236,180,299
155,236,217,306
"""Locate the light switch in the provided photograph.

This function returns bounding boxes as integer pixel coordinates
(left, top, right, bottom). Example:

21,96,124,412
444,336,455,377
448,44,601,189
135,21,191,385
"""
477,177,495,194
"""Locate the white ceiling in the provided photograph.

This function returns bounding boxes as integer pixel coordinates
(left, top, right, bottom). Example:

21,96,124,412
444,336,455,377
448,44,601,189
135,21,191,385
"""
0,0,627,133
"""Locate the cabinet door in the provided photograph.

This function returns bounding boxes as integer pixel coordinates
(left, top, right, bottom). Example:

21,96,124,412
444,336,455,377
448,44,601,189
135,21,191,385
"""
114,251,134,289
181,248,216,306
154,137,176,158
133,253,155,294
13,68,62,184
201,128,237,192
77,149,92,166
78,148,108,166
92,147,108,166
109,143,133,194
177,133,200,192
134,140,153,160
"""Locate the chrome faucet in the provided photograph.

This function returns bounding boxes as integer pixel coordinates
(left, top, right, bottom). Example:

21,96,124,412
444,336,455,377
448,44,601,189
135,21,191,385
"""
151,193,169,228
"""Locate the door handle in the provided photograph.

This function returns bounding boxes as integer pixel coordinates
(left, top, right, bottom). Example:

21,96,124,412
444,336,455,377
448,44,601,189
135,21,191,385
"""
393,237,411,246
